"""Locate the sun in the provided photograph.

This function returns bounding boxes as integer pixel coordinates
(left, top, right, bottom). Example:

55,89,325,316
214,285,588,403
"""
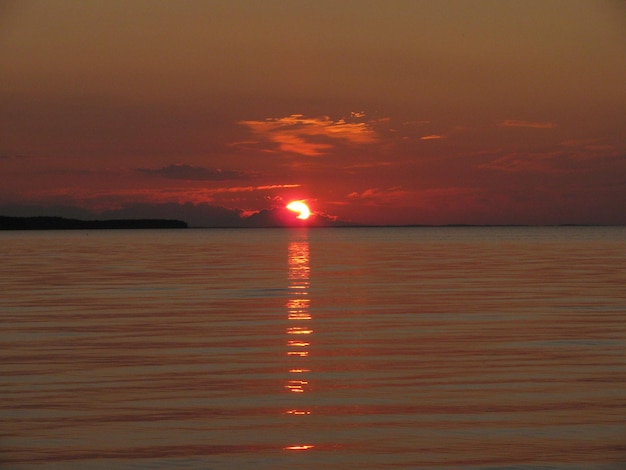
286,201,311,220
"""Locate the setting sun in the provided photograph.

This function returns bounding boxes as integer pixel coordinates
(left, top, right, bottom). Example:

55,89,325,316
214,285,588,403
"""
286,201,311,220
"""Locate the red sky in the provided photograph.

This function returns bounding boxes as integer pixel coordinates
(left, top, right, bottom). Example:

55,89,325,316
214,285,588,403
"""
1,0,625,226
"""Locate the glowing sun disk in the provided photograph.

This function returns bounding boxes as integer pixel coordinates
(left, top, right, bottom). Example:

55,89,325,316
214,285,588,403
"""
286,201,311,220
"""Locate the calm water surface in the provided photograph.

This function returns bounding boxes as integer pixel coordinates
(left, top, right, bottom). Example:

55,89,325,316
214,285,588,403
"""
1,227,625,469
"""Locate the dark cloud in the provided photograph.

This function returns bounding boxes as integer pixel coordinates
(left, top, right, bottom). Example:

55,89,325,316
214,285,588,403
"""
136,164,249,181
241,208,350,228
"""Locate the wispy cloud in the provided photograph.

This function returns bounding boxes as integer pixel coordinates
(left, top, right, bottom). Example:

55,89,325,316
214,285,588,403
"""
480,153,556,172
420,134,443,140
19,184,302,212
137,164,249,181
498,119,556,129
480,135,623,174
238,113,380,156
343,161,393,170
560,139,616,153
208,184,301,193
347,186,479,205
347,187,410,204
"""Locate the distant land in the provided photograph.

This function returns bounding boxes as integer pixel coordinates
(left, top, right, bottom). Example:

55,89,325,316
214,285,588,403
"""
0,216,188,230
2,215,615,231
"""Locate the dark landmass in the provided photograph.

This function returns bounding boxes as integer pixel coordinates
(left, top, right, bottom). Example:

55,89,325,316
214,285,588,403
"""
3,203,620,229
1,214,617,231
0,216,188,230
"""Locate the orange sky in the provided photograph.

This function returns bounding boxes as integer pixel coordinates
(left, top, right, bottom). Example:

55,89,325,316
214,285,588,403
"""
1,0,625,226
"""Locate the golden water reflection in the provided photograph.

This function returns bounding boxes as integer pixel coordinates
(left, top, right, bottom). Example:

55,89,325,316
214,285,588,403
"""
284,233,314,451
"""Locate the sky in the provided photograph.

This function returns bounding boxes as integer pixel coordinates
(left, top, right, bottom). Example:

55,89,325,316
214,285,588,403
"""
1,0,625,226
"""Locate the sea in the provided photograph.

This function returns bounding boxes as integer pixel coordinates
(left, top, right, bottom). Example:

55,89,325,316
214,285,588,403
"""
1,227,625,470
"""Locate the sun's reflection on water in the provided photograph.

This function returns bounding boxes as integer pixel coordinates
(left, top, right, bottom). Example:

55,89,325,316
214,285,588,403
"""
284,232,314,451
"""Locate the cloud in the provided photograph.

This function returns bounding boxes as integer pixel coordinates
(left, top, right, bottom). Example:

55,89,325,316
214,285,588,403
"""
479,153,555,172
137,164,248,181
10,183,303,215
560,139,617,153
342,186,495,225
347,186,482,207
207,184,301,194
240,207,350,228
498,119,556,129
420,134,443,140
239,113,380,156
479,150,623,174
347,186,409,204
111,183,302,200
343,161,393,170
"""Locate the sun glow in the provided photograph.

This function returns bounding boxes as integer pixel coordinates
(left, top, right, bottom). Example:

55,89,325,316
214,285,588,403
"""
286,200,311,220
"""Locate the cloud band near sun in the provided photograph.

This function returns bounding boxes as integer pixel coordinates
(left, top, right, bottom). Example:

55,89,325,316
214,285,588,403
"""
136,164,249,181
238,113,380,156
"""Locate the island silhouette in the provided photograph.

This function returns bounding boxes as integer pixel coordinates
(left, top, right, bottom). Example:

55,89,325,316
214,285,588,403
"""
0,216,188,230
